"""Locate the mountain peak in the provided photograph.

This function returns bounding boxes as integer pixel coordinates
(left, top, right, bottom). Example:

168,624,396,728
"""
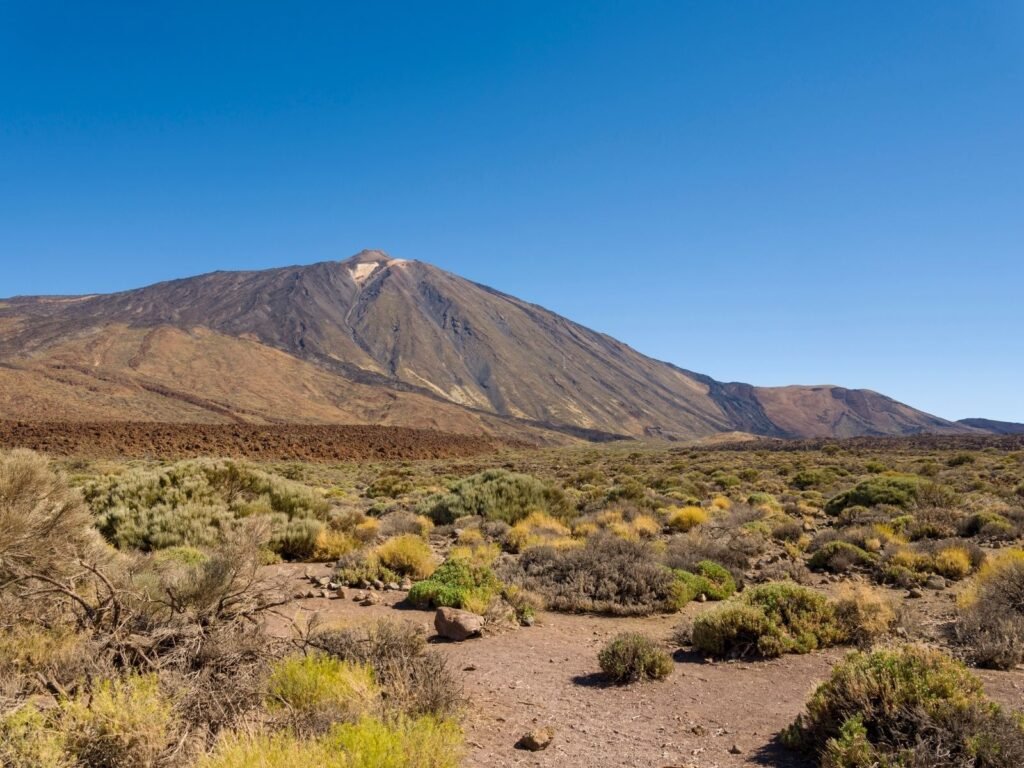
345,249,394,264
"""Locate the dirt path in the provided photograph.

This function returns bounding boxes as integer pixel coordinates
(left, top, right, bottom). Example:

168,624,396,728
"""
269,564,1024,768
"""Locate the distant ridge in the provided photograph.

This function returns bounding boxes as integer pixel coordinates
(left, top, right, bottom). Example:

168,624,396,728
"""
958,418,1024,435
0,250,979,441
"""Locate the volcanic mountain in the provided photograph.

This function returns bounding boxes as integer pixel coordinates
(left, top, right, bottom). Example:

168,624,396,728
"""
0,250,975,440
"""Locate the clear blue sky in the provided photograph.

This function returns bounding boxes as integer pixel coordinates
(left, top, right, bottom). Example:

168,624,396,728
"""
2,2,1022,421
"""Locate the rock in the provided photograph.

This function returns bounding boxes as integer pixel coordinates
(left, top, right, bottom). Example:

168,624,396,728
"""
729,743,743,754
400,577,413,590
304,589,317,599
696,593,707,603
516,726,555,751
292,591,306,600
925,575,947,590
520,613,535,626
372,579,385,590
316,576,331,587
320,589,331,599
352,591,367,602
334,587,346,600
434,607,484,641
907,588,924,599
356,579,370,590
385,582,400,591
360,592,382,606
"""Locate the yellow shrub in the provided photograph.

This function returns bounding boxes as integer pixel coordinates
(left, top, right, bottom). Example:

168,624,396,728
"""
889,549,931,572
711,495,732,511
0,705,72,768
456,528,484,546
932,546,973,580
572,521,599,538
959,549,1022,607
203,717,462,768
313,529,356,561
666,506,708,532
374,535,436,580
596,509,624,527
414,515,435,537
505,512,572,552
448,541,501,568
60,674,177,768
267,653,378,719
354,518,381,543
833,585,896,648
630,514,661,539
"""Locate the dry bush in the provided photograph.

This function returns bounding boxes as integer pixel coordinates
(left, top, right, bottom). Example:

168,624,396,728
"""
508,534,679,615
956,549,1024,669
265,653,379,735
374,535,436,580
310,620,463,719
832,585,896,648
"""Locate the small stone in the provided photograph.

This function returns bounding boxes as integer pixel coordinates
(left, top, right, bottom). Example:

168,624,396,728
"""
372,579,385,590
690,725,706,736
316,576,331,588
360,592,382,606
385,582,400,591
353,591,367,602
696,593,707,603
729,743,743,755
907,588,924,599
304,589,317,599
400,577,413,590
320,589,331,599
334,587,346,600
516,726,555,751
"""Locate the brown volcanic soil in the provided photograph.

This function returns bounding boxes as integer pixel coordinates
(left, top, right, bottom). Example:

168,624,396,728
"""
271,564,1024,768
0,421,523,462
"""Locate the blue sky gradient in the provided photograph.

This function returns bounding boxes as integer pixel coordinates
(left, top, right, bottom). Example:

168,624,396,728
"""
2,2,1022,420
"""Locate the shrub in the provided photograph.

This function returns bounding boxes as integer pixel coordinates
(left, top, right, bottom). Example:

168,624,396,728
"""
784,645,1024,767
832,585,896,648
673,560,736,604
931,545,973,579
311,620,463,718
267,653,378,732
0,705,71,768
508,535,680,615
956,549,1024,669
504,511,573,553
59,673,179,768
83,459,328,555
374,535,436,580
808,541,876,573
598,633,672,684
202,716,463,768
335,549,399,586
824,475,923,516
691,583,844,659
665,505,708,532
312,528,357,561
0,449,96,582
407,556,502,612
422,469,568,525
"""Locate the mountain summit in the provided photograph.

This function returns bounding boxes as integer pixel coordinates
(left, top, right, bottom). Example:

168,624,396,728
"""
0,251,974,440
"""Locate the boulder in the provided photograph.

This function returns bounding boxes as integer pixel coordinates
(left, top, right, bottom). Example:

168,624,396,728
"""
434,607,484,641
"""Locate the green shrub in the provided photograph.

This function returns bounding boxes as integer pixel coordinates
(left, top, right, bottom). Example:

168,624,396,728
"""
673,560,736,603
808,541,876,573
598,633,672,684
784,645,1024,767
824,475,923,516
84,459,328,556
692,583,844,659
407,556,502,612
0,705,71,768
421,469,568,525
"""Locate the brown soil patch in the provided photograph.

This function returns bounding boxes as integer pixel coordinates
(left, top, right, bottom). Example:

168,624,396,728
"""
0,421,523,462
270,564,1024,768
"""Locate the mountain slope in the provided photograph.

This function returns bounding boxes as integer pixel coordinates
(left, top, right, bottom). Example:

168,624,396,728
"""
0,250,973,440
958,418,1024,435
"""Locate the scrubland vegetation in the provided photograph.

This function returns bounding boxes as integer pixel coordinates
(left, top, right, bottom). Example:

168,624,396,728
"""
3,434,1024,766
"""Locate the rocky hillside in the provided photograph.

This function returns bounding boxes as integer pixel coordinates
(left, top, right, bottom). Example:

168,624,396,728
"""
0,250,976,440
